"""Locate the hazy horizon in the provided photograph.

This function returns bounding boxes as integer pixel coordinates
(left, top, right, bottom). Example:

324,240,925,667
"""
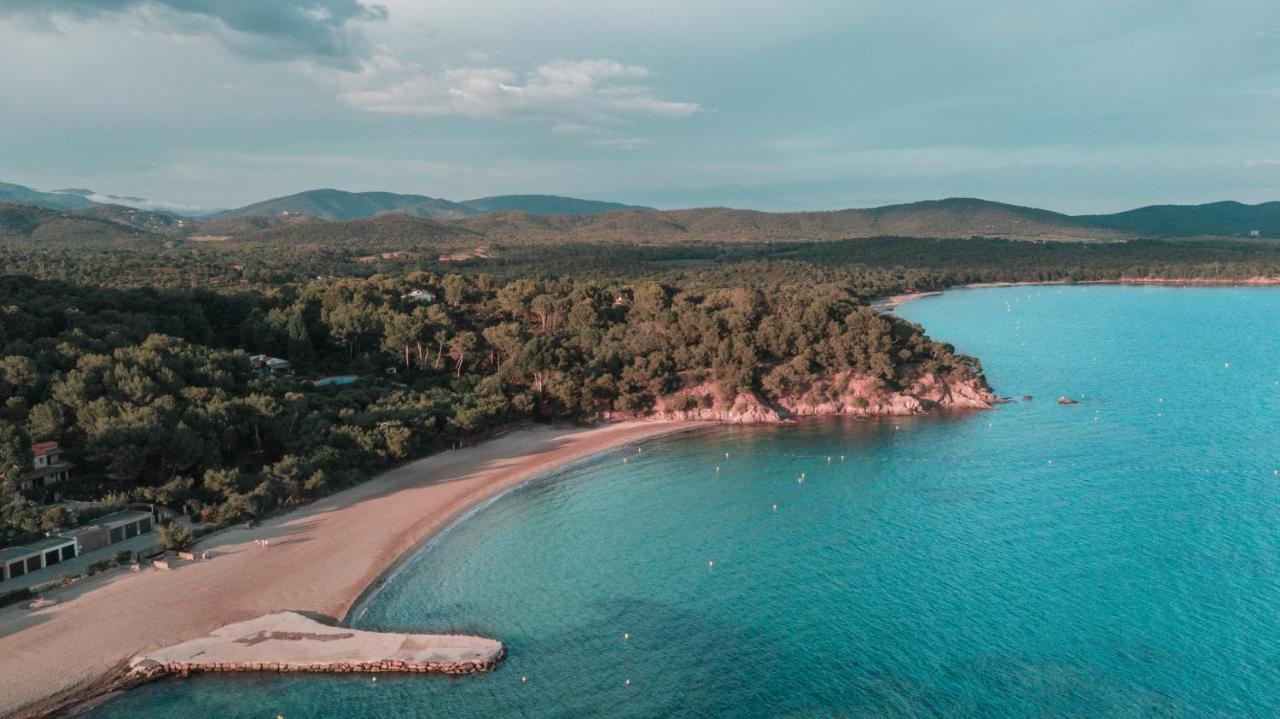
4,1,1280,213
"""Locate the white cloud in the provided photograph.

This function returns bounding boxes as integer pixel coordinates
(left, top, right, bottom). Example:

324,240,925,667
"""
339,57,700,122
552,123,603,135
586,137,656,150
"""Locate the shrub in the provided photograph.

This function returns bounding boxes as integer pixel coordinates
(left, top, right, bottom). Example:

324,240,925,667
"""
114,549,134,564
0,587,32,608
84,559,111,576
158,523,194,552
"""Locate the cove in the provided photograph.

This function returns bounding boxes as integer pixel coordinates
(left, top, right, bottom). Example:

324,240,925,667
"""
93,285,1280,717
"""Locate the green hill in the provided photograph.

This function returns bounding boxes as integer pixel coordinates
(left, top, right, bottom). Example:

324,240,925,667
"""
206,189,478,221
1078,201,1280,237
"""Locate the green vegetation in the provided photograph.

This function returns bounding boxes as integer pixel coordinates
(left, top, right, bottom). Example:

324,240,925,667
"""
0,587,32,608
157,524,194,552
6,196,1280,548
0,264,979,544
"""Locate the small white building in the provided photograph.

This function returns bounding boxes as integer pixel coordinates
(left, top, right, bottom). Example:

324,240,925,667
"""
0,537,78,582
402,288,437,303
249,354,292,374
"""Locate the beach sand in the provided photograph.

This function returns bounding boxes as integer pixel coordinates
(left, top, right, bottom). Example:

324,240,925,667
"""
0,420,696,718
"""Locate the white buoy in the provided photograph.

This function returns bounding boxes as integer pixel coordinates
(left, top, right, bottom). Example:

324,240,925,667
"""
522,676,527,683
708,560,715,569
772,504,778,512
725,452,730,459
624,632,630,641
622,458,628,464
827,456,832,463
715,466,720,472
625,679,631,686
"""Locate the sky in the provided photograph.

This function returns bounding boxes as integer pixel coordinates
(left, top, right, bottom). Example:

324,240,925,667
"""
2,0,1280,213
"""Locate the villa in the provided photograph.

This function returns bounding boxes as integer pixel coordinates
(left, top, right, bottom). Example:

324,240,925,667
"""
17,442,74,492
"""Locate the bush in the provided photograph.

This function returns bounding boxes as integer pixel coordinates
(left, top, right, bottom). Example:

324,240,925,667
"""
0,587,32,608
158,523,194,552
114,549,134,564
84,559,111,576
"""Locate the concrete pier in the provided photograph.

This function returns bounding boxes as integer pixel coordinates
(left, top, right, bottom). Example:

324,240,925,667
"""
129,612,504,681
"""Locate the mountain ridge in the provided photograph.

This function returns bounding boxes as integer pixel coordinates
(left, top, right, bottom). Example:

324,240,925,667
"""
6,179,1280,244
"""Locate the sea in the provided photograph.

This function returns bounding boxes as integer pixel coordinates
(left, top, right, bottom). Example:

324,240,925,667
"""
92,285,1280,717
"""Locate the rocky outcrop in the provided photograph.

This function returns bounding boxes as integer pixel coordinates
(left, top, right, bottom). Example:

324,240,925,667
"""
125,611,504,688
632,372,995,426
646,383,787,424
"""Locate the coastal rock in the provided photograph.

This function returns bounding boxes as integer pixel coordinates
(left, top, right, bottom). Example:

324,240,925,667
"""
625,372,995,425
126,612,503,685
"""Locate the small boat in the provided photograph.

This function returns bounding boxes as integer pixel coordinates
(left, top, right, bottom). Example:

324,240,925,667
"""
1057,396,1078,405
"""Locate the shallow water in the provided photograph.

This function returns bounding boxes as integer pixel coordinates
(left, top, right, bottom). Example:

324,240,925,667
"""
94,285,1280,717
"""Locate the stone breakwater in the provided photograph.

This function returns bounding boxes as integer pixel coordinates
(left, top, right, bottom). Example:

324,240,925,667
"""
126,611,504,686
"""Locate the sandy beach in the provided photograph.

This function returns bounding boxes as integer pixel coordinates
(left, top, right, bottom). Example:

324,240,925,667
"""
0,420,697,718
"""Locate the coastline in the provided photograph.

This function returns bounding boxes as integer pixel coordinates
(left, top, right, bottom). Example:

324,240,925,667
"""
1,420,701,719
871,276,1280,312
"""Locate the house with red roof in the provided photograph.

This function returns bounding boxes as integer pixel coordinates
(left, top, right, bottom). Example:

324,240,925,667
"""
18,442,74,492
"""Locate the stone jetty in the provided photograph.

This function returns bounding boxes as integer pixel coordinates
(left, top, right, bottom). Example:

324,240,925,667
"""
128,611,504,683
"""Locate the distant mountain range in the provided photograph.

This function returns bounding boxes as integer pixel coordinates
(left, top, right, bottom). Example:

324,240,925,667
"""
5,180,1280,247
203,189,652,221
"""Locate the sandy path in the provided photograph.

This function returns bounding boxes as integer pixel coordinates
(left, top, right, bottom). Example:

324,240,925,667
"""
0,420,696,717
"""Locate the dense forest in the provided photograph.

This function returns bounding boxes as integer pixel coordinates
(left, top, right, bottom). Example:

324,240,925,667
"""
5,206,1280,546
0,265,980,546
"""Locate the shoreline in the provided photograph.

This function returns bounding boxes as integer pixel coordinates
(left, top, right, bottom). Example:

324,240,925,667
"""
871,276,1280,312
2,420,702,719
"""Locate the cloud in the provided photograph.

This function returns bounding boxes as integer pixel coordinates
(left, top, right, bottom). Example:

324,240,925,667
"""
0,0,387,68
552,123,603,135
340,58,700,121
586,138,656,150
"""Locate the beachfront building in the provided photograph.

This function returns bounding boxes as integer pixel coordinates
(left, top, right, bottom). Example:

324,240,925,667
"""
17,442,74,492
94,510,154,545
0,537,78,583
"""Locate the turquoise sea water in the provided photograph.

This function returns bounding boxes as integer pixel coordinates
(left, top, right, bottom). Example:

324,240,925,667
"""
94,285,1280,717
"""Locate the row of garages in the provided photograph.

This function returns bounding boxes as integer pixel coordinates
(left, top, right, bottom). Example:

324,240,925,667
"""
0,510,154,583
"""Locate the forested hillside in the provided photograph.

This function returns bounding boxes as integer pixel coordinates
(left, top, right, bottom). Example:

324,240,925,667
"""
6,190,1280,549
0,270,983,546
